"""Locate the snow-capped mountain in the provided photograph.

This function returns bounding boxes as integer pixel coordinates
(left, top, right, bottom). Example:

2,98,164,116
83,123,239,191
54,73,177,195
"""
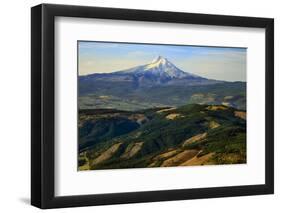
79,56,222,96
78,56,245,111
116,56,198,79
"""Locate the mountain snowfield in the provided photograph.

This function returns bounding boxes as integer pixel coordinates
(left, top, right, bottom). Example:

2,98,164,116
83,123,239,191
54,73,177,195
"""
116,56,199,79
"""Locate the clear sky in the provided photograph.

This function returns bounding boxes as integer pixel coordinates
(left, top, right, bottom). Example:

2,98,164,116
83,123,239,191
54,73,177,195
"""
78,41,246,82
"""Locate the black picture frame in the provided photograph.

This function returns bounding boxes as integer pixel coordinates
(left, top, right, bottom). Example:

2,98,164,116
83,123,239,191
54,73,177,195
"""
31,3,274,209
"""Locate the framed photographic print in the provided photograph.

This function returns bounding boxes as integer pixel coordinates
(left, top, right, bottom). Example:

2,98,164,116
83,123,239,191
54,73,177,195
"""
31,4,274,209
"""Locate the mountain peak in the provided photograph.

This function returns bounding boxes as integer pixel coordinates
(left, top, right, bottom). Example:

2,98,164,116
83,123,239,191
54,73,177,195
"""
116,56,203,80
145,56,174,71
151,56,167,64
143,56,191,79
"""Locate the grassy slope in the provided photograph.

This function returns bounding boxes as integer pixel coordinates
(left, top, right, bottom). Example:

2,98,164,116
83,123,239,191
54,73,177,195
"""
78,104,246,170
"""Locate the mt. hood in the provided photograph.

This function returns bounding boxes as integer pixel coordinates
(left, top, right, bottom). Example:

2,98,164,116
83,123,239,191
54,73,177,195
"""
115,56,198,79
80,56,221,92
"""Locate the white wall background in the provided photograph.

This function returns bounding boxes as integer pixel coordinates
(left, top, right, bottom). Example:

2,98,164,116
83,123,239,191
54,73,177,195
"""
0,0,279,212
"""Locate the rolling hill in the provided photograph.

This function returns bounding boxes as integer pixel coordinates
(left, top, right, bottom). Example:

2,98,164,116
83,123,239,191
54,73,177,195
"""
78,104,246,170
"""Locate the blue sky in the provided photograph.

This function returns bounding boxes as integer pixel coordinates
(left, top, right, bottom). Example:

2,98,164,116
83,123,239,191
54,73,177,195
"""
78,41,246,81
